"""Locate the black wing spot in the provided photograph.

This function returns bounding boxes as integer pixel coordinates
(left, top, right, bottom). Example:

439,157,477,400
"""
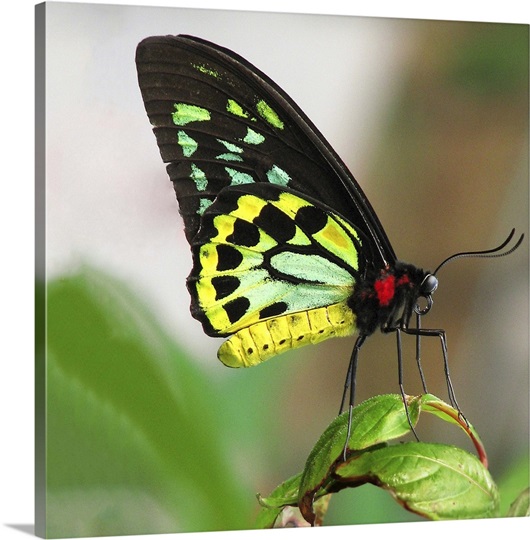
253,203,297,243
211,275,240,300
223,296,250,324
227,218,260,247
295,205,328,235
216,244,243,271
259,302,288,320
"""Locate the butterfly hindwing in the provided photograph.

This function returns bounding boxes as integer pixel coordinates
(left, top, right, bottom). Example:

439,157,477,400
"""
135,35,396,267
187,183,364,342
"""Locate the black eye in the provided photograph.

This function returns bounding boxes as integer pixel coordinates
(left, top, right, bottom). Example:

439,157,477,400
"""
421,274,438,295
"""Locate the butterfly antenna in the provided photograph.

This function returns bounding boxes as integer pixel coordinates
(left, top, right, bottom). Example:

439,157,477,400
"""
433,229,524,276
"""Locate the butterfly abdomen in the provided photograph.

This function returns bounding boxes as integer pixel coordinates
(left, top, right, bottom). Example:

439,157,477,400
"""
218,302,356,367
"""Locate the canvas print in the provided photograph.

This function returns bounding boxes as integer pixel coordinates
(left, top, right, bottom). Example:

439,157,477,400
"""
35,2,529,537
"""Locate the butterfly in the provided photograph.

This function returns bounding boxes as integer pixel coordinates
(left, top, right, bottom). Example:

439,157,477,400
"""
135,35,523,429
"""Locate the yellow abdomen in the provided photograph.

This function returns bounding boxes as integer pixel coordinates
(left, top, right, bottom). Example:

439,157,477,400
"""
218,302,356,367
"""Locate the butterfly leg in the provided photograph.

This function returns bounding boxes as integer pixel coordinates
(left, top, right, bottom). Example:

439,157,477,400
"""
415,312,429,394
402,326,468,425
340,334,366,460
395,327,420,441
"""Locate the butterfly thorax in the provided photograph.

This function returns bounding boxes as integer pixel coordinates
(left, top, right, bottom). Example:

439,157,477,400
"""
349,262,429,336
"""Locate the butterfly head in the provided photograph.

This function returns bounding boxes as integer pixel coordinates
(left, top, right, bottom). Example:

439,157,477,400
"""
414,273,438,316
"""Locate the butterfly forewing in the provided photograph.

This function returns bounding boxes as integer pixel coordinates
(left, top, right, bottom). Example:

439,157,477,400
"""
135,35,395,267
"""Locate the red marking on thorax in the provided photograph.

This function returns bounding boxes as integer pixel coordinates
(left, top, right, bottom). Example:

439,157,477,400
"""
374,274,395,306
396,274,410,286
374,272,411,307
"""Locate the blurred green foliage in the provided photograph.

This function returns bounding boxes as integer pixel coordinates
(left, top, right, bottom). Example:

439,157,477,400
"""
444,23,529,96
41,267,259,537
497,452,530,517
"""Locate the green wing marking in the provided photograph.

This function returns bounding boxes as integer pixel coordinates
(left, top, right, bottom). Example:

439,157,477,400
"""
226,99,250,119
256,100,284,130
177,131,198,157
172,103,211,125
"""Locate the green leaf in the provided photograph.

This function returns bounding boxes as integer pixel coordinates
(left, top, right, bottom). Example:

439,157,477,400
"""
506,488,530,517
334,442,499,520
419,394,488,466
255,473,332,528
43,267,254,537
297,394,422,522
258,393,497,526
255,473,302,528
257,473,301,510
299,395,420,491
